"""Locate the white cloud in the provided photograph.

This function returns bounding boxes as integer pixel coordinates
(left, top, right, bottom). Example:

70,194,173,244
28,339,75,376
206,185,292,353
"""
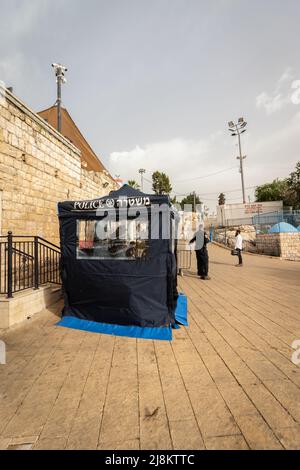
108,113,299,212
291,80,300,105
251,110,300,158
256,92,288,114
108,134,241,207
109,137,214,186
277,67,293,87
256,67,298,114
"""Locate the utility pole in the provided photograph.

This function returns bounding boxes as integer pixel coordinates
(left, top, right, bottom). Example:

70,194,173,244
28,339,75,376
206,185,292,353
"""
237,130,246,204
228,118,247,204
193,191,196,213
139,169,146,191
52,63,68,133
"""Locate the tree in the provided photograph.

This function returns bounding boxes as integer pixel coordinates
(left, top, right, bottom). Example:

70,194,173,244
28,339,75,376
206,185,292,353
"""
287,161,300,209
180,193,202,211
218,193,226,205
255,162,300,209
127,180,140,190
152,171,172,195
255,179,289,203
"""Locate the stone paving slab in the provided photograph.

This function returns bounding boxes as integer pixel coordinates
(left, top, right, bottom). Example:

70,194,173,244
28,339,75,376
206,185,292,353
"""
0,244,300,450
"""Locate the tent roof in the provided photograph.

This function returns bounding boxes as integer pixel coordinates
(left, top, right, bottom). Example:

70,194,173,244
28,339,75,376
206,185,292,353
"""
109,184,147,198
108,184,170,203
268,222,298,233
38,105,113,177
58,184,173,216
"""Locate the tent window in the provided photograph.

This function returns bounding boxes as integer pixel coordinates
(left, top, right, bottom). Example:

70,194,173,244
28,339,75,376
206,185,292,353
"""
76,218,149,260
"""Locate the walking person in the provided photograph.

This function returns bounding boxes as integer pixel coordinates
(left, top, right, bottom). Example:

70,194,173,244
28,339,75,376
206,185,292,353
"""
234,229,243,267
189,226,211,280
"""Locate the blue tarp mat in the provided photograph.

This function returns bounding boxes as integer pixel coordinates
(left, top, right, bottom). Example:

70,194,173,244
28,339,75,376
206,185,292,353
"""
175,293,188,326
57,292,188,340
57,316,173,341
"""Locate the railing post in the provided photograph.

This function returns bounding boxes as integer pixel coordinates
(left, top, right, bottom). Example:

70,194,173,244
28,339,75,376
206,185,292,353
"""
34,236,39,290
7,231,13,298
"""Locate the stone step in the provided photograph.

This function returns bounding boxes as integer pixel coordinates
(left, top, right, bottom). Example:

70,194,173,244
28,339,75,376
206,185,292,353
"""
0,284,63,329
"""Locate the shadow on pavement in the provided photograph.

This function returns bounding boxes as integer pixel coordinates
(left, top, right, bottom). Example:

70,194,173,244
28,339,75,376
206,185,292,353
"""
210,260,235,266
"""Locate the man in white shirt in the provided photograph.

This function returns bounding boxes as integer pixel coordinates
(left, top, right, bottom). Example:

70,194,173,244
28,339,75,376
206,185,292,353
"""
234,229,243,266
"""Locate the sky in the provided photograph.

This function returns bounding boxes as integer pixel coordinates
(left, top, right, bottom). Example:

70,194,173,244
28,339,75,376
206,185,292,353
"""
1,0,300,212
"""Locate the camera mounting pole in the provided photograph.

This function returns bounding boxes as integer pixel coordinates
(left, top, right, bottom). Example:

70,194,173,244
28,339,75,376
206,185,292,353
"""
52,63,68,133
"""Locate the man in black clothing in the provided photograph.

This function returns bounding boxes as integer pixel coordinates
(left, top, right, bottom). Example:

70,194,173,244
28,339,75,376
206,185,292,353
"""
189,227,211,280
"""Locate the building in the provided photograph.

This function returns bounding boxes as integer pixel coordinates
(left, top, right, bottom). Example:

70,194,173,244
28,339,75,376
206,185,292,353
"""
0,86,117,244
217,201,283,227
38,105,108,173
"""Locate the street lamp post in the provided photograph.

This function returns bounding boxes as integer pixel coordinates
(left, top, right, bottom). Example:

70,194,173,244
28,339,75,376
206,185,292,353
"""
52,63,68,133
139,169,146,191
228,118,247,204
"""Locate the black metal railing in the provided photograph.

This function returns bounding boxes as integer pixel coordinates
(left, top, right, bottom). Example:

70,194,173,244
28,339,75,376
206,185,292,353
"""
0,232,61,298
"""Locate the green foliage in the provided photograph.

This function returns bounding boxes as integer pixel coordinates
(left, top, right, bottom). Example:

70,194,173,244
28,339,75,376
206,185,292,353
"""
218,192,226,205
127,180,140,190
255,161,300,209
152,171,172,195
287,161,300,209
180,193,202,211
255,179,289,202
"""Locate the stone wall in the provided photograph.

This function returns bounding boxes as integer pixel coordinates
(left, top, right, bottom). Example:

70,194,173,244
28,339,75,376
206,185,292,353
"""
256,234,281,257
279,233,300,261
256,233,300,260
0,87,117,245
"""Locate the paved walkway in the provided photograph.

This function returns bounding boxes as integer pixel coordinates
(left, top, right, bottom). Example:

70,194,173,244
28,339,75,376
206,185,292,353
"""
0,244,300,450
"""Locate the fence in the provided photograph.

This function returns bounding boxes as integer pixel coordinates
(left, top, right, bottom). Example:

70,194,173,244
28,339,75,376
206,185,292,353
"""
177,248,192,276
224,210,300,233
0,232,61,298
212,230,257,253
253,210,300,229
